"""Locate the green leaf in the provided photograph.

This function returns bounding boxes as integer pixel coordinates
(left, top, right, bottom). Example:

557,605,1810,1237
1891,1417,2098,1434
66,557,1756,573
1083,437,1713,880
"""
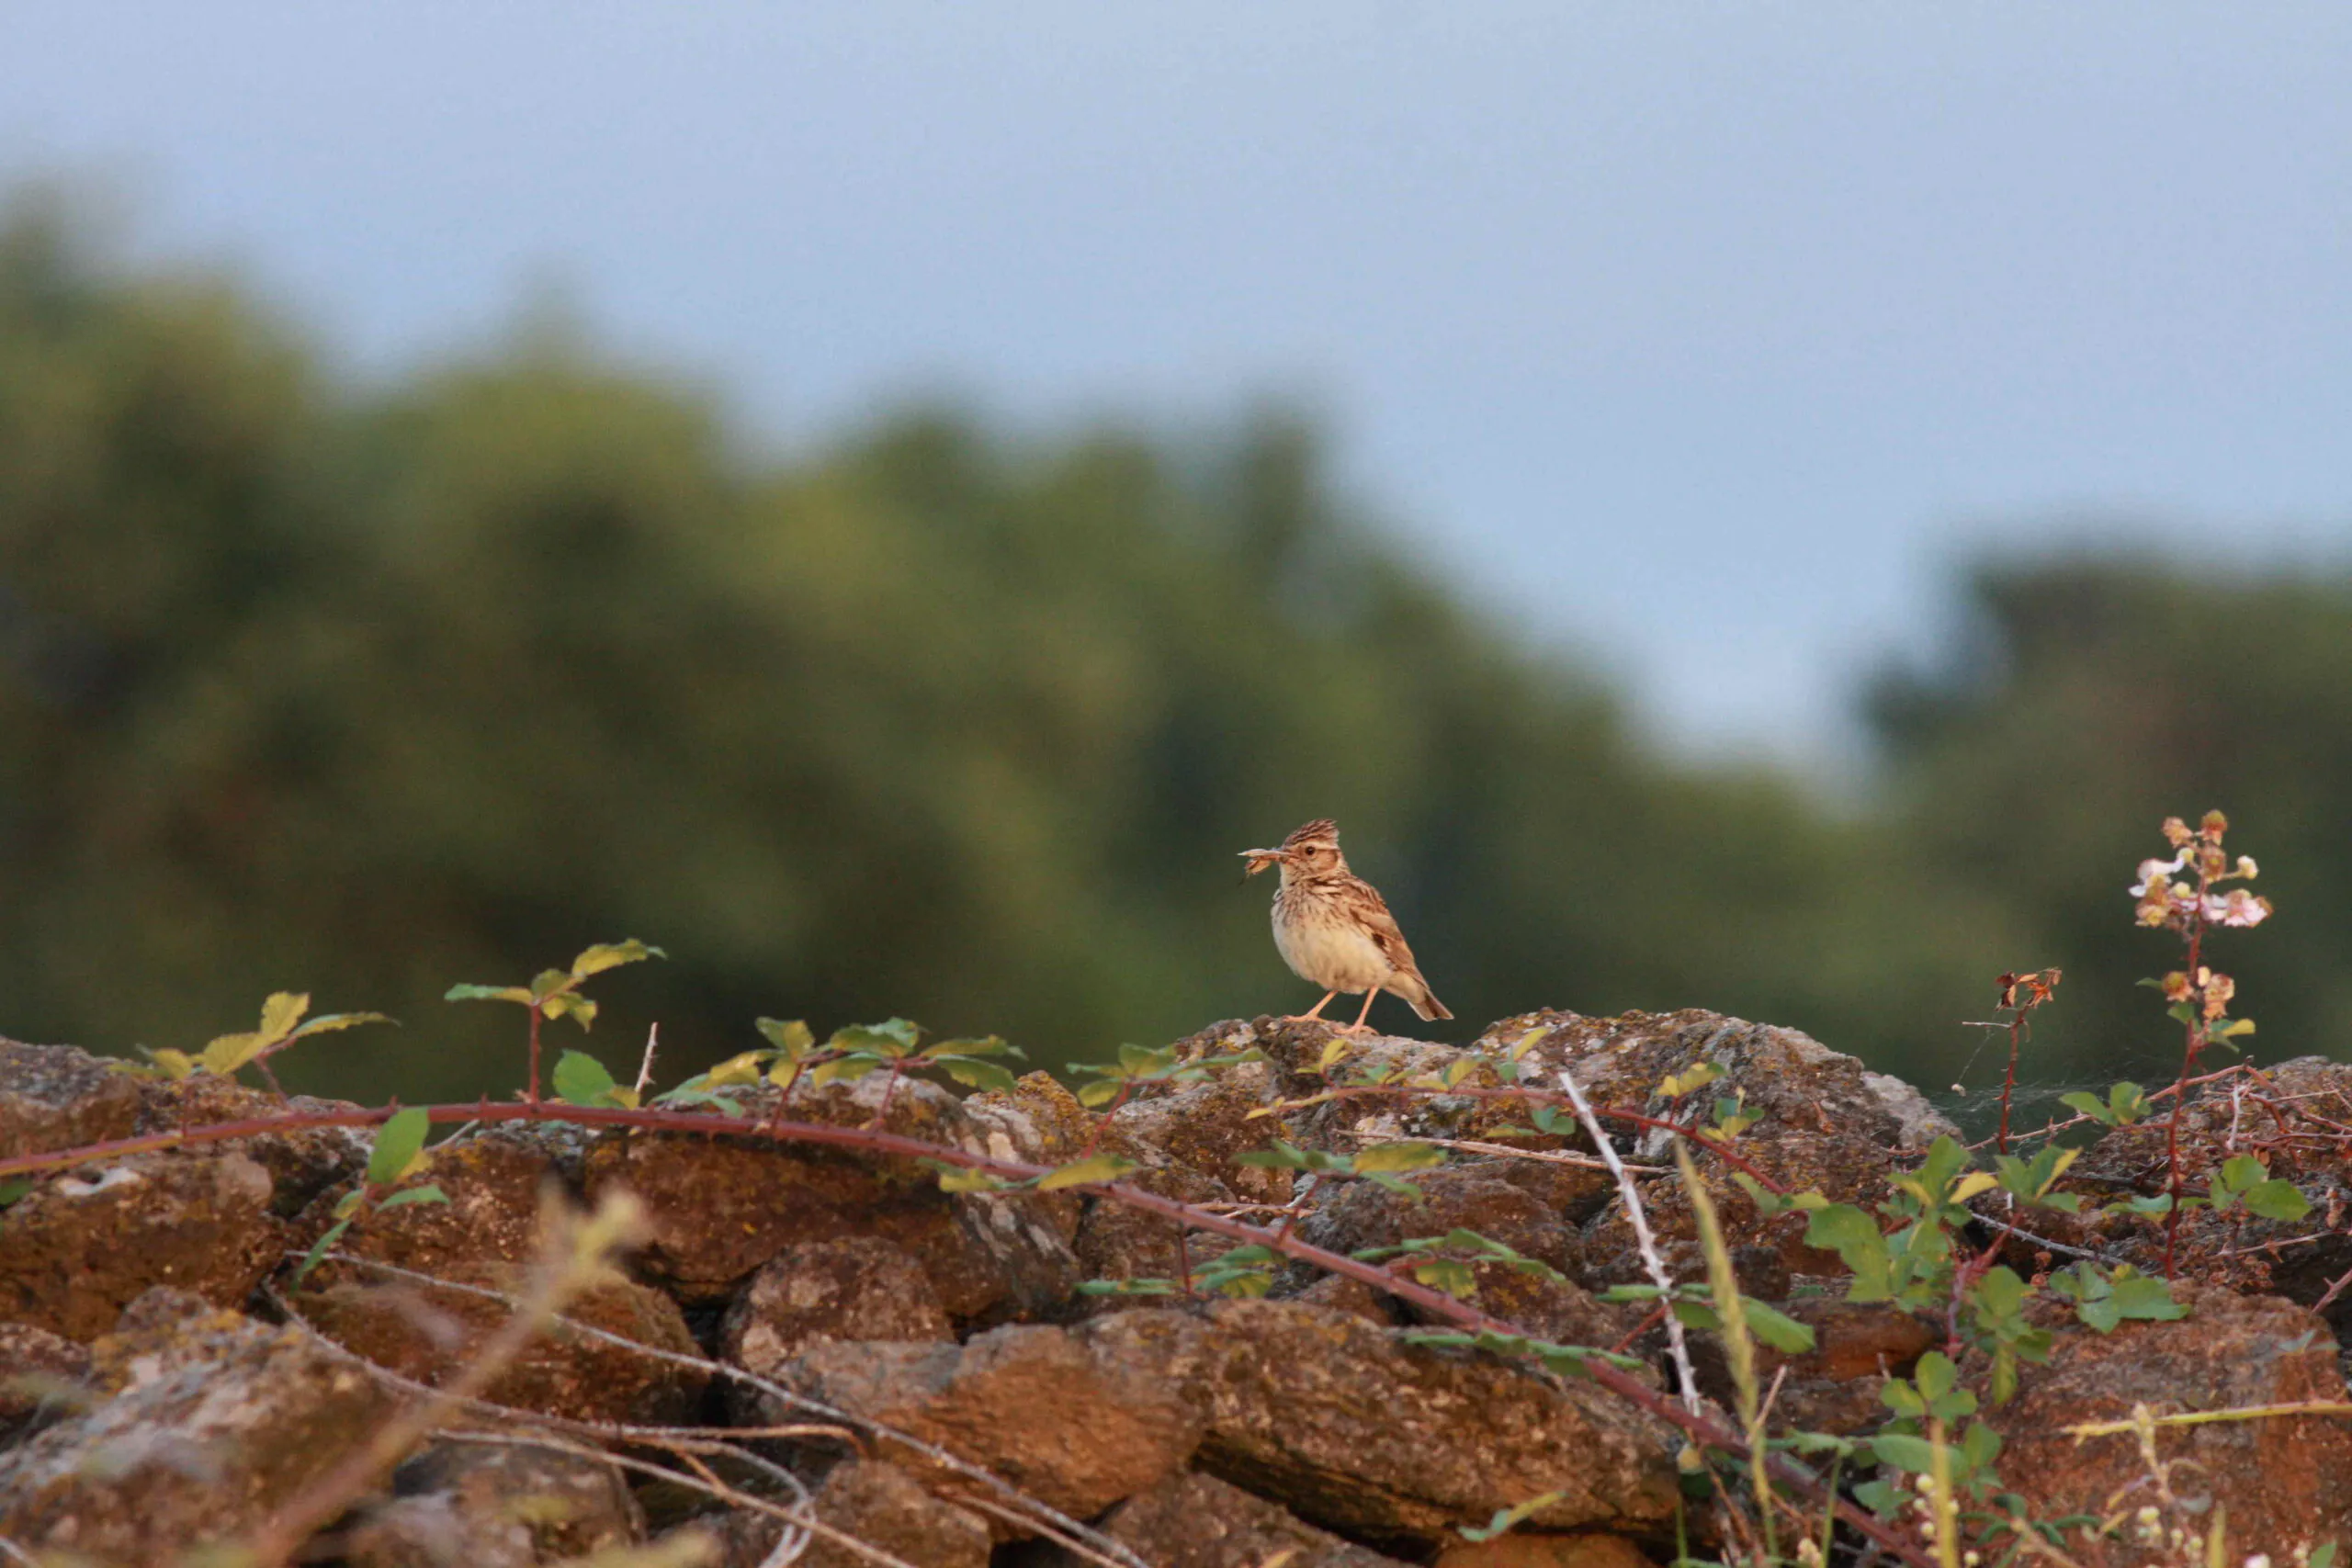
931,1055,1020,1094
652,1086,745,1116
831,1019,922,1056
810,1053,888,1085
1037,1153,1138,1191
1741,1298,1816,1354
1077,1080,1124,1108
376,1183,448,1211
197,1031,270,1076
289,1216,354,1288
755,1018,816,1056
571,939,666,978
2307,1544,2336,1568
2058,1090,2116,1125
256,991,310,1042
552,1048,620,1107
0,1177,33,1208
2106,1269,2188,1322
445,983,536,1005
1075,1278,1179,1296
368,1107,433,1186
2245,1179,2312,1223
288,1010,398,1042
1670,1299,1724,1332
528,968,576,1001
2218,1155,2267,1194
1804,1204,1893,1298
921,1158,1012,1194
1657,1062,1724,1099
1409,1258,1479,1297
702,1051,774,1088
1459,1493,1566,1543
1236,1141,1316,1170
928,1035,1021,1060
1869,1432,1941,1474
1351,1141,1445,1174
541,992,598,1032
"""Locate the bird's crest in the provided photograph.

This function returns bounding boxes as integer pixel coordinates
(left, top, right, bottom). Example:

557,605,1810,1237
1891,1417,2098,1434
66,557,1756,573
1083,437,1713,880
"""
1281,818,1340,852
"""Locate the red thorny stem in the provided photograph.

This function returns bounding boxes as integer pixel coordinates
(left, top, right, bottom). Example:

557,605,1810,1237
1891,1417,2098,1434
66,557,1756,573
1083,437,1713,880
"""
2,1098,1934,1567
2162,916,2209,1278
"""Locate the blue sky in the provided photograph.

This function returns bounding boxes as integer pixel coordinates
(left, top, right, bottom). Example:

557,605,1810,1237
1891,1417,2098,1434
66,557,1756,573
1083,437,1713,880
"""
5,2,2346,761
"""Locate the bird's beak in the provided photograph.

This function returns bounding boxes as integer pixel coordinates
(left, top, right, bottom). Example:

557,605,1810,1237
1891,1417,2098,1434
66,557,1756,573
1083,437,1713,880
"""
1239,849,1285,881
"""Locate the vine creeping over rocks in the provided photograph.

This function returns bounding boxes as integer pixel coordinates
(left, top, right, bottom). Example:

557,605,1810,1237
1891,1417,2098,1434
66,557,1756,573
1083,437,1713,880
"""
4,818,2351,1568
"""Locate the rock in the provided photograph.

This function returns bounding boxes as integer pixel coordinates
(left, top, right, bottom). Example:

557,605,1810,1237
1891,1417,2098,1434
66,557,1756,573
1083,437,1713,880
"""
1295,1273,1402,1327
1295,1166,1623,1347
1435,1534,1658,1568
1067,1163,1240,1315
685,1458,991,1568
0,1287,395,1561
779,1316,1204,1534
343,1439,645,1566
1980,1288,2352,1561
0,1149,282,1339
1186,1299,1683,1544
1056,1470,1415,1568
300,1129,568,1289
1524,1010,1951,1288
801,1459,993,1568
1688,1300,1939,1436
583,1077,1077,1319
1110,1060,1295,1203
296,1261,707,1425
0,1039,142,1160
0,1323,93,1444
132,1075,373,1217
721,1237,953,1419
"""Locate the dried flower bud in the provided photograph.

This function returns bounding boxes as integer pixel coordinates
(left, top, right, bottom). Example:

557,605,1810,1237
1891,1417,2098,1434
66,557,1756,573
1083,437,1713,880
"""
2201,808,2230,841
2236,856,2259,880
2163,816,2195,847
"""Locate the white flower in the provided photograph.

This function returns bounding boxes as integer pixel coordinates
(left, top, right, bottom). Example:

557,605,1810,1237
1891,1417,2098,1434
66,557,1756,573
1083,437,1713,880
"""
2132,853,2188,897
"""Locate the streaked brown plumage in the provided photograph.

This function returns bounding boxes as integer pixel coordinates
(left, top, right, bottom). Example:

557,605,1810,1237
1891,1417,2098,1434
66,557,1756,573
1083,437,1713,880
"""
1239,818,1451,1033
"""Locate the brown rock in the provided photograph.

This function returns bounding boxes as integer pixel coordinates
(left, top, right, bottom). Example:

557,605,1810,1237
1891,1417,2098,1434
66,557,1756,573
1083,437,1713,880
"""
1296,1166,1623,1347
300,1130,566,1288
132,1075,373,1217
722,1236,953,1422
0,1149,283,1339
803,1459,993,1568
1068,1163,1240,1315
297,1260,707,1425
583,1077,1077,1319
0,1323,93,1443
1435,1534,1657,1568
1064,1470,1415,1568
343,1439,645,1567
0,1288,396,1561
780,1317,1205,1534
0,1039,142,1160
1688,1300,1939,1436
1542,1010,1951,1287
1295,1273,1401,1327
1981,1288,2352,1562
1111,1060,1295,1203
1187,1299,1683,1543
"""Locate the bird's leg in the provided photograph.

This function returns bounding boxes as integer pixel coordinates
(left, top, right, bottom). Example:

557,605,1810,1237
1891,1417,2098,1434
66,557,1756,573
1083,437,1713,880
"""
1336,989,1381,1034
1283,991,1341,1024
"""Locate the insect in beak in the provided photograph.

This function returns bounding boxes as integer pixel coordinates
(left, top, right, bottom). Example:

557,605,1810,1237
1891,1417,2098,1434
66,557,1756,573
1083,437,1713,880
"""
1239,849,1286,883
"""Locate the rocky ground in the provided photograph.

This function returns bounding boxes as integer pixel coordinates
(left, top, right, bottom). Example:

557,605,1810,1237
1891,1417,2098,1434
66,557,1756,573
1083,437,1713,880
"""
4,1010,2352,1567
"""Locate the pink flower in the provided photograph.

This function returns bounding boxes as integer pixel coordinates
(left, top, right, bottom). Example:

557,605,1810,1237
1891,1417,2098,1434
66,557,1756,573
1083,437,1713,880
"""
2130,854,2188,897
2202,889,2273,929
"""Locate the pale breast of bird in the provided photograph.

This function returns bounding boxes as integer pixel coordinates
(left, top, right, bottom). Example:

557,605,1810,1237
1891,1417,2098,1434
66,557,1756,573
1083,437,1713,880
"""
1272,900,1395,993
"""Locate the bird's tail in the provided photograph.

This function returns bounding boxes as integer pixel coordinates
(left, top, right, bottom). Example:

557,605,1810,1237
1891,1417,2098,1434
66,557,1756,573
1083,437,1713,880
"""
1395,970,1453,1022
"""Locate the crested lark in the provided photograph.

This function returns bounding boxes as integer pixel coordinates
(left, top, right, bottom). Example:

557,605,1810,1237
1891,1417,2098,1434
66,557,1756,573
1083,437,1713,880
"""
1239,818,1452,1033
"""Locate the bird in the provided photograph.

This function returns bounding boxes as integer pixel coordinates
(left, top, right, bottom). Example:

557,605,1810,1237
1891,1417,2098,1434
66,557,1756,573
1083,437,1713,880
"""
1239,818,1452,1034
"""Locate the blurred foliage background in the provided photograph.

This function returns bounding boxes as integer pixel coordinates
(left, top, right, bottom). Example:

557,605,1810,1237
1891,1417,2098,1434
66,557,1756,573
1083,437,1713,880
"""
2,194,2343,1110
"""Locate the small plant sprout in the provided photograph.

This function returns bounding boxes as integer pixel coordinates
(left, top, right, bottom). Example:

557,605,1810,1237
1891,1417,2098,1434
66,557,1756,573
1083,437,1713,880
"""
2131,812,2273,1274
133,992,397,1097
445,940,666,1106
289,1105,448,1286
1984,969,2060,1156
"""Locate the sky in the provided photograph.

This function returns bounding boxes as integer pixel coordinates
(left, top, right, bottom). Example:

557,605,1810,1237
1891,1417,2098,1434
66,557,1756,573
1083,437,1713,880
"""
3,2,2347,761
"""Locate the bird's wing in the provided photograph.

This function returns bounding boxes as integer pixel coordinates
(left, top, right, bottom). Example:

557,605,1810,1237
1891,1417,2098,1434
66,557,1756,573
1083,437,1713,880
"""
1351,881,1423,973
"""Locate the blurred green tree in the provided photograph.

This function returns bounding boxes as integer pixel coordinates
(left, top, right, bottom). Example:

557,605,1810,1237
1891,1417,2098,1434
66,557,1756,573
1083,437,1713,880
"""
0,193,2055,1104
